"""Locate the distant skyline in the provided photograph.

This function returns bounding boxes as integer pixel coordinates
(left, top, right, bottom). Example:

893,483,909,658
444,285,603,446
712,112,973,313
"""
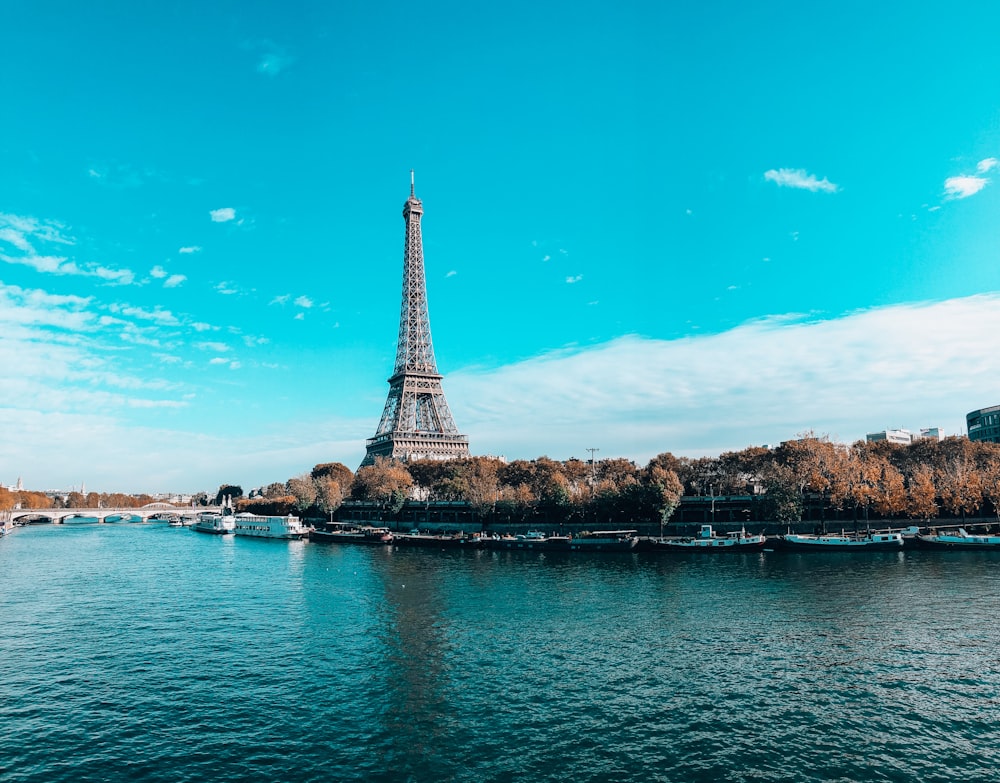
3,2,1000,492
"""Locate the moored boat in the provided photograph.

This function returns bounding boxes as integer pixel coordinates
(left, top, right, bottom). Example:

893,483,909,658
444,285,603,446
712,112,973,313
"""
233,512,308,540
777,530,903,552
914,527,1000,550
191,512,235,535
309,524,393,545
651,525,766,552
568,530,638,552
393,530,483,548
485,531,572,551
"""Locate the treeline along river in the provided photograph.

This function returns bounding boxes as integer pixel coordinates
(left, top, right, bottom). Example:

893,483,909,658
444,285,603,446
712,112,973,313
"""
2,524,999,782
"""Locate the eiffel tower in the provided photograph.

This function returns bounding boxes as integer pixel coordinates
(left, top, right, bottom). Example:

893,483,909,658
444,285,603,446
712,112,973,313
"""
361,173,470,467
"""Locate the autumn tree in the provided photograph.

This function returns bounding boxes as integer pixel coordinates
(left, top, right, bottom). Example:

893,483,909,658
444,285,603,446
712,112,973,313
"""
262,482,288,498
286,474,318,512
872,461,907,521
311,462,354,489
906,465,938,521
351,458,413,514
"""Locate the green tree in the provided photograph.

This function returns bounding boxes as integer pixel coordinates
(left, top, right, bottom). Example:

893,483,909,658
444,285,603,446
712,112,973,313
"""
214,485,244,505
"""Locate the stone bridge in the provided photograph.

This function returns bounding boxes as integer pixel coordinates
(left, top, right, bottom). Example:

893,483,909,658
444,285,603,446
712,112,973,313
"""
5,502,222,525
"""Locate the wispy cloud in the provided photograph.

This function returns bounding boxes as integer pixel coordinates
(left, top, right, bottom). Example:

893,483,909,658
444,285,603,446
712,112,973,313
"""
448,293,1000,462
2,252,134,285
210,208,236,223
977,157,998,174
764,168,839,193
196,342,230,353
163,274,186,288
294,295,313,308
566,275,583,284
1,213,132,284
216,282,238,295
179,246,202,254
108,303,179,325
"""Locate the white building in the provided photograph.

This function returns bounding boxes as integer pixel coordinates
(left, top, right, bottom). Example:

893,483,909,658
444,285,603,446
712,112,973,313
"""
866,427,944,445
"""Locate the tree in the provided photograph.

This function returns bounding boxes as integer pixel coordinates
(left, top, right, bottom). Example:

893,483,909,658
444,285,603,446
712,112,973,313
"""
978,445,1000,521
906,465,938,521
642,460,684,529
214,485,244,505
314,477,345,519
311,462,354,488
286,474,318,512
263,482,287,499
873,461,907,521
758,464,803,522
351,458,413,514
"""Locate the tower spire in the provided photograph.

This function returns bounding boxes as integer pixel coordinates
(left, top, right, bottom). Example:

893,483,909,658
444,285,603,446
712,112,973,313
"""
361,175,469,467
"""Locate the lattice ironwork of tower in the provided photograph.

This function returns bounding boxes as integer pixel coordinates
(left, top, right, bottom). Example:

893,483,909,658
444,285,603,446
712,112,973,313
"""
361,174,470,467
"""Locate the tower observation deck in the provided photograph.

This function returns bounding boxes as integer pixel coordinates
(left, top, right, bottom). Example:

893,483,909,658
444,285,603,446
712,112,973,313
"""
361,174,470,467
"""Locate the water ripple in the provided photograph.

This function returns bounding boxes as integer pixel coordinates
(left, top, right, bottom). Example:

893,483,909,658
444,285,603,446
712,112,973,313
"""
3,528,1000,782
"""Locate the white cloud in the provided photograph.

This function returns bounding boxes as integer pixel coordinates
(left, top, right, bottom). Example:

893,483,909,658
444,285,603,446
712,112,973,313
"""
0,227,34,252
0,212,75,246
270,294,290,305
447,293,1000,463
196,342,230,352
294,296,313,308
179,246,202,254
977,158,998,174
944,175,988,199
163,274,186,288
216,282,238,295
566,275,583,284
764,168,839,193
294,312,305,321
108,303,179,325
209,357,229,365
542,255,551,262
150,265,167,278
1,252,135,285
446,270,457,277
210,208,236,223
93,266,135,285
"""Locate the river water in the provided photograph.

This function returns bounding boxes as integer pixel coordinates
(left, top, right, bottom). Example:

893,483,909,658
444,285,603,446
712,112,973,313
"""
2,523,999,782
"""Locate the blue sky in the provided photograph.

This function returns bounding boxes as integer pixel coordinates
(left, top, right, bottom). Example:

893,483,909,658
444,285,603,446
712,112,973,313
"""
3,1,1000,493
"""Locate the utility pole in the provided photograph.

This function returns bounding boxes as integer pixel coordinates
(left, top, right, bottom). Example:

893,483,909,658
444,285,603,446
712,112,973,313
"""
586,447,600,483
586,447,600,528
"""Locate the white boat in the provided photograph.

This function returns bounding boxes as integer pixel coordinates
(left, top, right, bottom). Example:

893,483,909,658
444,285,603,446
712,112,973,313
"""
232,512,308,540
915,527,1000,550
191,513,235,535
651,525,766,552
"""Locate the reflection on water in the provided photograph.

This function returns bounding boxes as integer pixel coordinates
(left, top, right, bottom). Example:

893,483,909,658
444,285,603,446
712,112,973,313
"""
2,527,1000,782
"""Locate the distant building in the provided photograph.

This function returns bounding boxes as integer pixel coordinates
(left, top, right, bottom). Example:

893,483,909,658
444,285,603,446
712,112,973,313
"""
866,427,944,445
867,429,914,445
967,405,1000,444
